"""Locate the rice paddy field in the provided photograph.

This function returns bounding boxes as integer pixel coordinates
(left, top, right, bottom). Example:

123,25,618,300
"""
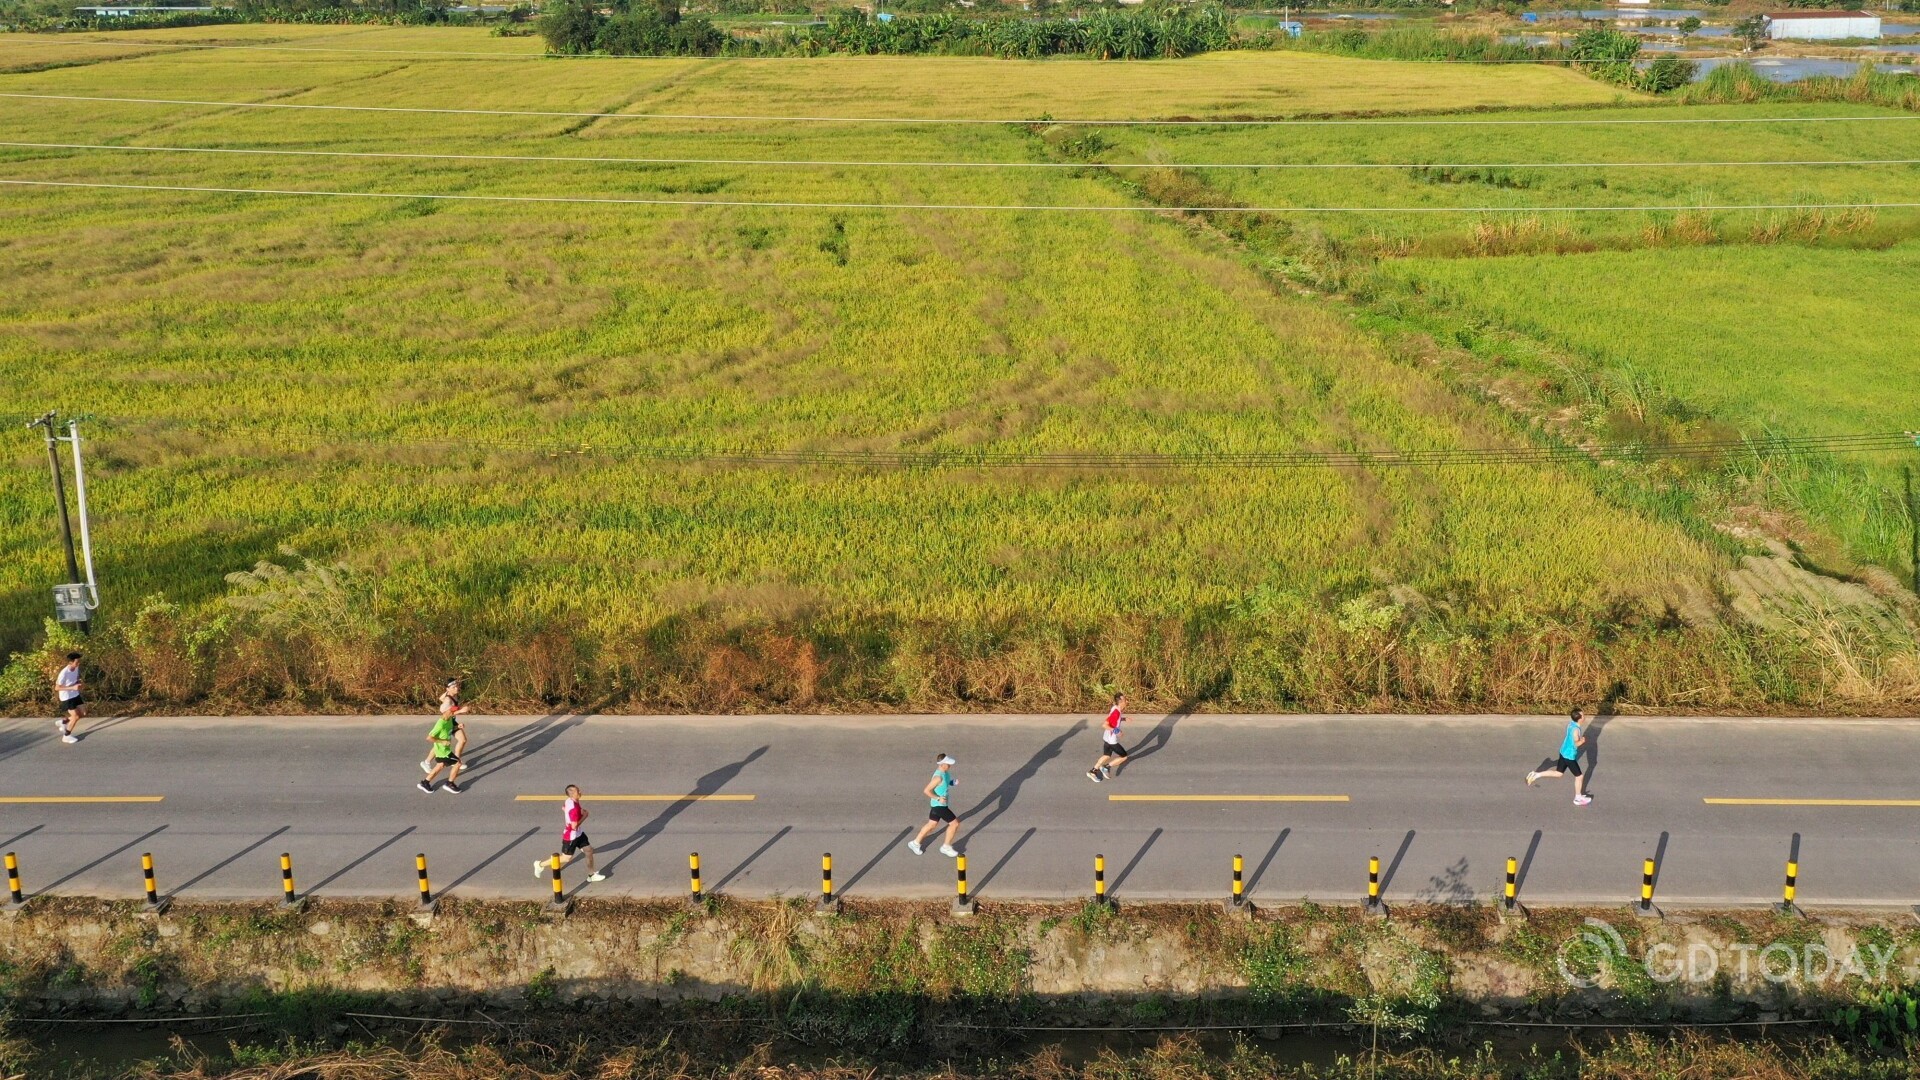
0,26,1914,714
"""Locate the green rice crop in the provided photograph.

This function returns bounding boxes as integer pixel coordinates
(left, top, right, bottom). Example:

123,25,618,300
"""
0,28,1908,712
1377,242,1920,576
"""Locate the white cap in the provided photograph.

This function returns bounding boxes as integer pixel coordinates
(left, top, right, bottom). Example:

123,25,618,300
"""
937,755,956,765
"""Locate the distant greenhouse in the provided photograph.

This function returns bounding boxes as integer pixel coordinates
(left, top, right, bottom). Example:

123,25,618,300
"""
1764,9,1882,39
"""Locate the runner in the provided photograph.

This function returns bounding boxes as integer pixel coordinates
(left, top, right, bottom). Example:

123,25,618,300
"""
1526,707,1592,806
1085,692,1129,783
907,753,961,858
53,652,83,745
535,784,607,882
421,679,468,774
418,703,465,794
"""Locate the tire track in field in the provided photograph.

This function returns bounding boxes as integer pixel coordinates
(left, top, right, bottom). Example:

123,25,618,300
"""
0,46,178,76
558,60,722,139
91,63,418,145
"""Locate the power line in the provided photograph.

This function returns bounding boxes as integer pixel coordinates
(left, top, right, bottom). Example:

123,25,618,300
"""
141,421,1919,470
8,177,1919,214
12,34,1919,67
7,140,1917,171
7,90,1918,127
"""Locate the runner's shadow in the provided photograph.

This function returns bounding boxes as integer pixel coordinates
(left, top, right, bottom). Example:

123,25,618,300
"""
598,746,769,877
1585,682,1626,791
454,714,585,786
455,690,628,787
958,720,1084,836
74,708,146,742
1128,671,1231,763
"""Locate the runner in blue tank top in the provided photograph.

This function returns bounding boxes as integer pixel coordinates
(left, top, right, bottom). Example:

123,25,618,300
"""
907,753,962,858
1526,708,1591,806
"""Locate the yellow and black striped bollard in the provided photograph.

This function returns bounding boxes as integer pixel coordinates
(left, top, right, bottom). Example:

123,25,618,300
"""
140,851,170,915
5,852,24,912
1093,853,1110,908
688,852,703,908
1224,853,1249,914
548,853,570,913
415,853,437,914
952,853,973,915
1778,857,1800,916
817,853,839,914
1363,855,1384,917
279,852,302,910
1635,856,1661,918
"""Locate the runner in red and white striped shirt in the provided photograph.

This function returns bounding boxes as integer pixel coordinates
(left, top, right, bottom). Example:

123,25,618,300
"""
535,784,606,883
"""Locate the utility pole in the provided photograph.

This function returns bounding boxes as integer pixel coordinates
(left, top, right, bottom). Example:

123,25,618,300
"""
27,412,81,587
25,411,94,633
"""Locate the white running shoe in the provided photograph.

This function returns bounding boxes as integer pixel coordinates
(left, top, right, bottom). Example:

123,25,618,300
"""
62,734,78,745
907,840,924,855
421,760,433,774
1573,795,1592,807
1526,772,1539,786
587,872,607,883
940,845,959,858
534,860,547,878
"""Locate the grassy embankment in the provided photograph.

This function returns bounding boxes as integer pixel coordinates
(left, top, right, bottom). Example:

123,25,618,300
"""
6,895,1920,1079
0,31,1912,714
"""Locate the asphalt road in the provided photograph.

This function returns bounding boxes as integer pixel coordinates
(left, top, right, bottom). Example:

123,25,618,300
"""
2,711,1918,909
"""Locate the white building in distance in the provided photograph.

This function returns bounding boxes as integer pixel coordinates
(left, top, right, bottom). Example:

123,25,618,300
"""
1764,9,1883,39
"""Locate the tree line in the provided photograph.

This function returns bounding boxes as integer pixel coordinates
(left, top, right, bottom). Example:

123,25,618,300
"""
539,1,1232,59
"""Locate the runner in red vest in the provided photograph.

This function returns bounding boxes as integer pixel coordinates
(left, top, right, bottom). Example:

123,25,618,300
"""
535,784,607,882
1086,692,1130,783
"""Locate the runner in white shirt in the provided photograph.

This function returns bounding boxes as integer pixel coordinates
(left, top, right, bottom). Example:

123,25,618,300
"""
1085,692,1130,783
54,652,83,744
535,785,606,882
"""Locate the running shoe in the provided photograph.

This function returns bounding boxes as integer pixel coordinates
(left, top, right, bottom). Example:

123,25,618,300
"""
587,872,607,883
420,760,433,774
61,734,78,745
1573,795,1592,806
442,781,463,794
907,840,924,855
1100,766,1112,780
417,780,434,794
534,860,547,878
1086,769,1103,783
940,845,959,858
1526,772,1539,786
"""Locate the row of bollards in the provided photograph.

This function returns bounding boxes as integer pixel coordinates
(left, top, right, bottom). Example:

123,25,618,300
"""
0,846,1821,916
